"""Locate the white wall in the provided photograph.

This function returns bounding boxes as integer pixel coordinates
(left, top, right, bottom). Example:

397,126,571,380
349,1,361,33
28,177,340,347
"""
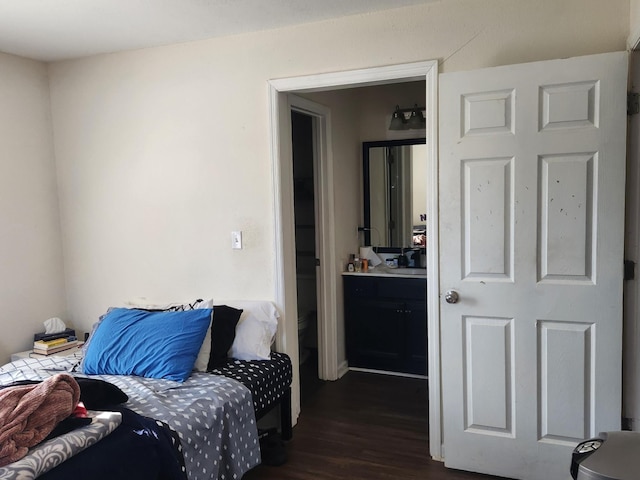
305,80,426,243
47,0,628,339
0,53,66,363
357,82,426,143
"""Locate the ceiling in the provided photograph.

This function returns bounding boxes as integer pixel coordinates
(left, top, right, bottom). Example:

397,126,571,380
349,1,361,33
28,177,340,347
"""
0,0,435,62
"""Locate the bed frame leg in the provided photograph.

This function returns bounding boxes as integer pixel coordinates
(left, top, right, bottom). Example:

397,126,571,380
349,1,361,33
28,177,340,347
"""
280,387,292,441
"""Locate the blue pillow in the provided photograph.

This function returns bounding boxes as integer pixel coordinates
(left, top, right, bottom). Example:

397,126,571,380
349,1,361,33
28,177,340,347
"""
82,307,212,382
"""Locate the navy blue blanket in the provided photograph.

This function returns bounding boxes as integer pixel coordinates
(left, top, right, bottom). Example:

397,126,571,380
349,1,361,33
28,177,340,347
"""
39,407,187,480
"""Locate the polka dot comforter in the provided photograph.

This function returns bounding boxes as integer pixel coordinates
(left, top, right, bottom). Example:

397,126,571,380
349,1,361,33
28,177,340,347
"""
209,351,292,419
0,353,262,480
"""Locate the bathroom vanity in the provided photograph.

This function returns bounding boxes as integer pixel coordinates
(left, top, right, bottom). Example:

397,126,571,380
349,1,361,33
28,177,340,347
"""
347,137,428,376
343,270,427,376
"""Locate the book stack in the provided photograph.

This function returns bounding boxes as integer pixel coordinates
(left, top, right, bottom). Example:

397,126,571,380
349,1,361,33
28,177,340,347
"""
33,328,75,343
32,335,79,356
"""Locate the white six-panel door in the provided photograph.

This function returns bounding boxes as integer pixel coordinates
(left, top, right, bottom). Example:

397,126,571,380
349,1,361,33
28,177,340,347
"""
439,52,627,480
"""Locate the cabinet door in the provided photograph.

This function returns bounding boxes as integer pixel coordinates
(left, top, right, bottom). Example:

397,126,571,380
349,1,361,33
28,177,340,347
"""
405,299,428,375
347,298,405,372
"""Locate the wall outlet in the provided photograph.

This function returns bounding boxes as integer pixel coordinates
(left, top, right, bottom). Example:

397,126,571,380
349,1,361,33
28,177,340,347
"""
231,231,242,249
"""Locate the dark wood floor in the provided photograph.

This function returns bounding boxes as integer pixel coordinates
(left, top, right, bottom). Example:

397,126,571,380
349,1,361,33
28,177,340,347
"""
244,369,502,480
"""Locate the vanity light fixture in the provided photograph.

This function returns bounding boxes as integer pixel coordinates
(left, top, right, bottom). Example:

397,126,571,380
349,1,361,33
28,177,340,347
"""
388,104,426,130
389,105,407,130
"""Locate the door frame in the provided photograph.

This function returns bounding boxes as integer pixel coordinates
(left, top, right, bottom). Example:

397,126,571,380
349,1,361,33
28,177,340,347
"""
625,51,640,430
268,60,442,459
289,94,337,383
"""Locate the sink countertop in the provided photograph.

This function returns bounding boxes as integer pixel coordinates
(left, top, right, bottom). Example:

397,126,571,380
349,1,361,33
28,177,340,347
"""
342,267,427,279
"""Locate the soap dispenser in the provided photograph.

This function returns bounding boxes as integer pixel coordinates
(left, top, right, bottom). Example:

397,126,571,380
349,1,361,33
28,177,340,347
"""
397,249,409,268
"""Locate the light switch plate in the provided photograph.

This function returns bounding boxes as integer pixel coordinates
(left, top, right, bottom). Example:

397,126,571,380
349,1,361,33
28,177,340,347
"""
231,231,242,249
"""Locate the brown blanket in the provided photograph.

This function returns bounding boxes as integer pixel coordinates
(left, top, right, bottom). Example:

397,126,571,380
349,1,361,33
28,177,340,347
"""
0,373,80,467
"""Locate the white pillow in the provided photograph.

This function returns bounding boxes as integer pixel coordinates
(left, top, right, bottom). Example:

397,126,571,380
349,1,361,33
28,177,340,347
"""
223,300,279,361
124,297,214,371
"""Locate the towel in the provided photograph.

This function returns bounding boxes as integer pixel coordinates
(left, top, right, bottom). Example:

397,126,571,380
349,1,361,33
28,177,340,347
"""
0,373,80,467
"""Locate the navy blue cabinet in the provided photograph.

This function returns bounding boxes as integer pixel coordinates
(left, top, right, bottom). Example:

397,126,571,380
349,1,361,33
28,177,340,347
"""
344,275,427,376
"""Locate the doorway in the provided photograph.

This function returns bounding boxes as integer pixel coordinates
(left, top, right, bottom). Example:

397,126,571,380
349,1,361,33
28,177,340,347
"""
291,110,325,403
268,59,440,459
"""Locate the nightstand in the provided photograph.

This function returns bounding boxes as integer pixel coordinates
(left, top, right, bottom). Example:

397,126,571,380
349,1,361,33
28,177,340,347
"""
11,343,84,362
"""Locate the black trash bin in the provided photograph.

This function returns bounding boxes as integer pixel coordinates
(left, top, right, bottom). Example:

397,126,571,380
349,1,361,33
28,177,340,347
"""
571,431,640,479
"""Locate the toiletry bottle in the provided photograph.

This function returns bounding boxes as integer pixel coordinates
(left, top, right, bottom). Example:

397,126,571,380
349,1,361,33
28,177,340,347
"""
362,259,368,272
354,256,362,272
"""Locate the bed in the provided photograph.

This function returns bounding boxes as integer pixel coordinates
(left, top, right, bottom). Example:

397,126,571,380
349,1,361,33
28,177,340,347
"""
0,300,293,480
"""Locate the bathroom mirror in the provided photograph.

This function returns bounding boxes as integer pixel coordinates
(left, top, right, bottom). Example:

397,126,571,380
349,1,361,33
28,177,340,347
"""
363,138,426,248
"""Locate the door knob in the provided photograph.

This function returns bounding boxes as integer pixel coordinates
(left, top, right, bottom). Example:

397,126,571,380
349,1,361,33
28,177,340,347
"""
444,290,459,304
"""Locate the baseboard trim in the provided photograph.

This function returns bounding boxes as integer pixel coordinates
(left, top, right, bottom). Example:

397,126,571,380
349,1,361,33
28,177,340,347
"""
348,367,428,380
337,360,349,379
